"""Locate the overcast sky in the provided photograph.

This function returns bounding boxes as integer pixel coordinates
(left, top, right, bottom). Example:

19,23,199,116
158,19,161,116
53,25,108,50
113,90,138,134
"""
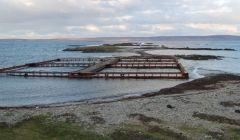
0,0,239,39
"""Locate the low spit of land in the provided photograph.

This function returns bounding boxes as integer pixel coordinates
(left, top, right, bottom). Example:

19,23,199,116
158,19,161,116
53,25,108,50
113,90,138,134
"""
63,43,234,60
1,74,240,140
63,43,236,53
63,43,142,52
160,45,236,51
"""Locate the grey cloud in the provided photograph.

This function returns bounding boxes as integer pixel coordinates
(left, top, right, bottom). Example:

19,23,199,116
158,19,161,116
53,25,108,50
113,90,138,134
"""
0,0,239,38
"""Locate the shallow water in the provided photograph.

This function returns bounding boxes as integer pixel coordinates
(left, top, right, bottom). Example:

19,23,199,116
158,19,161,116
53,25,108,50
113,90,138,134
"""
0,39,239,107
0,76,185,106
147,49,240,78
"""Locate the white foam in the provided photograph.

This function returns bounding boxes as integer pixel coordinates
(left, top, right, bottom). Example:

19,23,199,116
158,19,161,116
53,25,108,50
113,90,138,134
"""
192,66,204,79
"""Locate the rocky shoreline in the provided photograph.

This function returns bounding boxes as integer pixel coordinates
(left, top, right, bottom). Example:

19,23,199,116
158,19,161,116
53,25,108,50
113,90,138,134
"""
1,74,240,139
63,43,228,61
175,55,224,60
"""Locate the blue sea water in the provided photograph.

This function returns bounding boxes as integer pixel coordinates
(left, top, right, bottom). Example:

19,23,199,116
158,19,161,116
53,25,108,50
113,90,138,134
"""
0,38,239,107
147,40,240,78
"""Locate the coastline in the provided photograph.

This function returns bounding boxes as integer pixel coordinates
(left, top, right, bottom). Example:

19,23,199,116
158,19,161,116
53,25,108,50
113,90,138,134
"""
1,74,240,139
0,74,239,108
1,40,240,139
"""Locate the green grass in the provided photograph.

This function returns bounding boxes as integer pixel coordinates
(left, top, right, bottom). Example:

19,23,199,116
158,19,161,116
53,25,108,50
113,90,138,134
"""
0,116,187,140
63,45,121,53
111,123,187,140
1,116,177,140
225,128,240,140
3,115,239,140
178,123,240,140
178,124,208,138
0,116,110,140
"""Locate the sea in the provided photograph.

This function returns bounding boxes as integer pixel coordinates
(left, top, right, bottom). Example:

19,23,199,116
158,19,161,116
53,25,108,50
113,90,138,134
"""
0,37,240,107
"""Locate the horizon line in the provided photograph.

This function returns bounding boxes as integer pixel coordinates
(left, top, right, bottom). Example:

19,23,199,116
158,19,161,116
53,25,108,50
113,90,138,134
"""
0,35,239,40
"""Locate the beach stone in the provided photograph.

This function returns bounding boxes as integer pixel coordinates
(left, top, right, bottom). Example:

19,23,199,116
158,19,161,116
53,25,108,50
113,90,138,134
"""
235,110,240,113
167,105,175,109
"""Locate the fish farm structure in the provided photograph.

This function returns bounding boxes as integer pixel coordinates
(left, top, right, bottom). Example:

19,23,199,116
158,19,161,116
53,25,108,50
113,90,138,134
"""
0,56,189,79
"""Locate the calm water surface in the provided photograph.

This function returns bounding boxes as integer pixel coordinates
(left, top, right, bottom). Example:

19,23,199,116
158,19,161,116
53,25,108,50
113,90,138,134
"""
0,39,239,106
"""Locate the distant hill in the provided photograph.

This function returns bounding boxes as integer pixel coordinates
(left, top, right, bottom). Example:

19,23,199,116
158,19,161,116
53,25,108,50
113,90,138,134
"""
1,35,239,41
81,35,240,42
151,35,240,41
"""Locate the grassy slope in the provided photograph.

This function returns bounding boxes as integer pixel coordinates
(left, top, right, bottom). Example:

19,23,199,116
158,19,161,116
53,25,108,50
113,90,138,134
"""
0,115,239,140
0,116,110,140
0,115,186,140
